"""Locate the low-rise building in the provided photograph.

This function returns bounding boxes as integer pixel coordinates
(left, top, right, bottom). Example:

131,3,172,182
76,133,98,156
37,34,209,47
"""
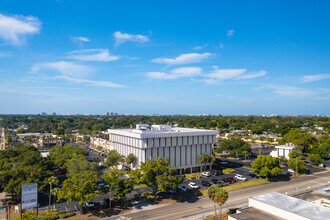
90,137,109,151
229,191,330,220
107,124,219,172
270,144,299,159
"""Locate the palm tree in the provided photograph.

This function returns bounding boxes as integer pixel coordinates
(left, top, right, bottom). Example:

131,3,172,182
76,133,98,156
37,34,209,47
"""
208,185,228,220
242,150,249,161
51,187,60,210
199,154,215,172
46,176,59,211
208,185,218,217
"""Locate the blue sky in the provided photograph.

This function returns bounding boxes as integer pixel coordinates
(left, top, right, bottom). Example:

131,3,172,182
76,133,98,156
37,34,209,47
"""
0,0,329,115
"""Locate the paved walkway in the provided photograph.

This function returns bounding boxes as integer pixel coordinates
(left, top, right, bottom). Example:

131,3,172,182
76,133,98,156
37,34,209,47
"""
0,193,6,220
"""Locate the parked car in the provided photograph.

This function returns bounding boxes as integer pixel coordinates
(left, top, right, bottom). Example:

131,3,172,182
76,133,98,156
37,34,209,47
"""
211,179,222,185
288,168,295,173
227,177,236,183
188,182,200,189
85,201,95,207
201,171,211,177
178,185,189,192
248,173,258,178
59,170,68,174
211,170,221,176
168,189,177,194
234,174,247,181
222,178,230,183
236,157,243,160
202,181,211,187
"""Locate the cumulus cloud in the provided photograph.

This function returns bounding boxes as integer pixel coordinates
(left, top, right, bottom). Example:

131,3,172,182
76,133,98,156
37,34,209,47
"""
65,49,119,62
207,68,247,80
0,13,41,46
301,74,330,83
227,29,235,37
270,86,316,96
113,31,149,46
31,61,93,78
72,36,90,42
236,70,267,79
30,61,125,88
146,67,202,80
152,53,212,65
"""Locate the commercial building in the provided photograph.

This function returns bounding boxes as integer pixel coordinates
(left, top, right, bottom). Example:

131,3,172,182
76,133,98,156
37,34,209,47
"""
270,144,299,159
229,191,330,220
0,127,5,150
107,124,219,173
90,137,110,151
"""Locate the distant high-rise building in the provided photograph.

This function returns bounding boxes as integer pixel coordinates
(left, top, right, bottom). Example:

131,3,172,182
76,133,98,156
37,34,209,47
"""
0,128,6,150
110,112,114,116
52,112,56,115
41,112,47,116
105,112,109,116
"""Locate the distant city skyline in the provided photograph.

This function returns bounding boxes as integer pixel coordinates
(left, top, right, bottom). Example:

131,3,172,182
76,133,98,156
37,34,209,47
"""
0,1,329,115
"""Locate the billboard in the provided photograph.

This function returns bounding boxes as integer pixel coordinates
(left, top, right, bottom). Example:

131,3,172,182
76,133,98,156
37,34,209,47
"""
22,183,38,209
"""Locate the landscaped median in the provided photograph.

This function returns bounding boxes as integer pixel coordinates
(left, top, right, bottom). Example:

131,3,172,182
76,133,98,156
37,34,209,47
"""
201,179,269,196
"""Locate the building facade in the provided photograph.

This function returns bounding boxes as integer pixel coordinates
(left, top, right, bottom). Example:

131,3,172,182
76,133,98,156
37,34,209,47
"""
270,144,299,159
107,124,219,173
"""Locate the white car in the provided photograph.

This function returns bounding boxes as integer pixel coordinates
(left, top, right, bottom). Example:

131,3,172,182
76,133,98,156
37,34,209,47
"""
178,185,189,192
85,201,95,207
188,182,200,189
234,174,247,181
288,168,295,173
201,171,211,177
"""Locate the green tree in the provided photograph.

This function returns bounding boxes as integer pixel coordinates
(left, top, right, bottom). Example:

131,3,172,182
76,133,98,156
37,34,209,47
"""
251,126,264,134
49,145,86,170
242,150,249,160
51,187,60,210
125,153,137,168
130,158,183,199
46,176,59,212
57,171,98,212
66,156,97,178
288,158,306,173
104,150,124,168
198,154,215,171
307,154,323,164
215,137,251,157
288,150,303,159
208,185,228,220
251,155,283,179
280,130,317,152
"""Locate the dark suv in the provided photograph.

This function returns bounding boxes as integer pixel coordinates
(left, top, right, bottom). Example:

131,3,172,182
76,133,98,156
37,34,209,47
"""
202,181,211,187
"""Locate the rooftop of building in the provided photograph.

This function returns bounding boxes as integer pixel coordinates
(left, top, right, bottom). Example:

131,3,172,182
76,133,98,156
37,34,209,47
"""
250,192,330,220
230,207,283,220
108,124,219,137
274,143,297,149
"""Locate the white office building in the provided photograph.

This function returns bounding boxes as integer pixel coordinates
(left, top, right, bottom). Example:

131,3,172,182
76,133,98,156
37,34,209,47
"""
107,124,219,173
270,143,299,159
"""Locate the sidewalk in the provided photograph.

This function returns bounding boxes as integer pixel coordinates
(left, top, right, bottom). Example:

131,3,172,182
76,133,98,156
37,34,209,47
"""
0,193,6,220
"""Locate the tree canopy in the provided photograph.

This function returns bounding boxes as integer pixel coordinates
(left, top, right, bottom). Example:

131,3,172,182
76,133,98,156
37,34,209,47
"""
251,155,283,179
215,137,251,157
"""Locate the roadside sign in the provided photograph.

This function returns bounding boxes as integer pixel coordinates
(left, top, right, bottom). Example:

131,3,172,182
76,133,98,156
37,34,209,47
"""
22,183,38,210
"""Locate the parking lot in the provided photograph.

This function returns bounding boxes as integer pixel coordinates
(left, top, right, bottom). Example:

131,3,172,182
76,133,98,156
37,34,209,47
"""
180,166,257,190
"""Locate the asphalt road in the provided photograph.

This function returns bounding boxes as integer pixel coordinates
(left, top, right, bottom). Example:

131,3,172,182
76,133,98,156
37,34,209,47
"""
106,170,330,220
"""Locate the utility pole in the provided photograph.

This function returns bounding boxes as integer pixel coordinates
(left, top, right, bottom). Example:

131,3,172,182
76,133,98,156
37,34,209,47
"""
296,157,298,176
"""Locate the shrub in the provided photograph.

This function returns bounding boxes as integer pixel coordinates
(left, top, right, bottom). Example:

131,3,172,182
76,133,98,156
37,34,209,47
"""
223,168,235,174
142,191,152,197
146,195,155,201
59,212,76,219
185,173,201,179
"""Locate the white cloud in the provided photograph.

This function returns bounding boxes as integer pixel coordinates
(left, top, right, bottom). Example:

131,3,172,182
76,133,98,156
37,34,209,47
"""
113,31,149,46
301,74,330,83
56,75,124,88
266,85,316,96
30,61,124,88
72,36,90,42
219,43,224,48
65,49,119,62
207,69,246,80
0,51,11,57
31,61,93,78
146,67,202,80
193,46,203,50
152,53,212,65
237,70,267,79
227,29,235,37
0,13,41,46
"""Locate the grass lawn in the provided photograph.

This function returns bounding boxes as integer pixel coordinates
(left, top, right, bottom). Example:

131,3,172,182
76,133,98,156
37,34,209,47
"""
201,179,269,196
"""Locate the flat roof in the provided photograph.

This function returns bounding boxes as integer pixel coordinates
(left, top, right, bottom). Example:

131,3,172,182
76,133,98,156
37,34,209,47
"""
250,192,330,220
230,207,283,220
108,125,219,138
